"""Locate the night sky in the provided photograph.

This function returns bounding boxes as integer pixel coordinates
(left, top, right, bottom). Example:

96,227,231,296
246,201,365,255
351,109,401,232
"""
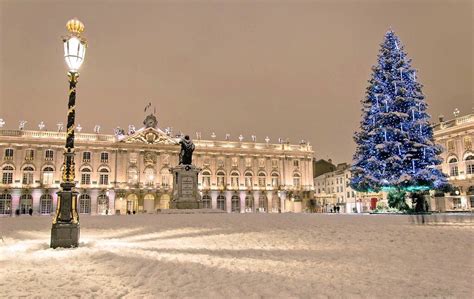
0,0,472,163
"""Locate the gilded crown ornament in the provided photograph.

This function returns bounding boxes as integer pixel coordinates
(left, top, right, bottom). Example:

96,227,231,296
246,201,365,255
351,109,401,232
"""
66,18,85,35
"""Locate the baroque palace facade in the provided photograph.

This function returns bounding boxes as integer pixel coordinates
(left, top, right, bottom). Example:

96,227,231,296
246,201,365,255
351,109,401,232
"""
0,114,314,216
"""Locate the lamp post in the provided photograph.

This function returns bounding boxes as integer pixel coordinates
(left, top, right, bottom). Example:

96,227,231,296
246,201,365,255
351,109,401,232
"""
51,18,87,248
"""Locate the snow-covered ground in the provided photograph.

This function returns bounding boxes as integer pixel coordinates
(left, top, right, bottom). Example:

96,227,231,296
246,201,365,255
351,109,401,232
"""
0,213,472,298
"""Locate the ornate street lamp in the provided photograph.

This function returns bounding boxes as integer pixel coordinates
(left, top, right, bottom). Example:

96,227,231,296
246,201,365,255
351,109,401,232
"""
51,18,87,248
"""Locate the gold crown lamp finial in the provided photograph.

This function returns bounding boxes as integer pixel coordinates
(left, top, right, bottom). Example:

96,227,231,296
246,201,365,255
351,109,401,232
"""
66,18,85,35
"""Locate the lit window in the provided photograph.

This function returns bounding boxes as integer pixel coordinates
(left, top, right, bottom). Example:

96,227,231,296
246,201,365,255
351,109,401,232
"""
258,172,266,187
231,195,240,212
231,171,239,188
22,166,34,185
201,171,211,187
42,167,54,185
202,194,211,209
217,171,226,187
449,157,459,177
81,168,91,185
19,194,32,214
466,155,474,175
244,172,253,188
293,173,301,187
40,194,53,214
217,194,226,211
0,194,12,215
271,172,279,187
79,194,91,214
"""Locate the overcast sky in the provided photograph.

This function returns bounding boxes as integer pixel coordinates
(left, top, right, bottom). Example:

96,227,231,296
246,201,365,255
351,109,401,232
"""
0,0,472,163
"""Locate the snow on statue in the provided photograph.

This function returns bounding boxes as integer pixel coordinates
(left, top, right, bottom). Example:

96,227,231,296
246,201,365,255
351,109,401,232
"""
350,29,448,211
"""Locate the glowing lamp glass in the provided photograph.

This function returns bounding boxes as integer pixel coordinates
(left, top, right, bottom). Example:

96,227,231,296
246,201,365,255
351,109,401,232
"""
64,36,86,72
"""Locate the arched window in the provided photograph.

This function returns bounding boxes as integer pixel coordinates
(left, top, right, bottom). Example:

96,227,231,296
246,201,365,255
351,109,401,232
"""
22,166,34,185
0,194,12,215
258,172,266,187
42,166,54,185
79,194,91,214
258,195,268,212
216,170,226,187
202,194,211,209
245,195,254,212
231,194,240,212
81,167,92,185
448,157,459,177
40,194,53,214
465,155,474,175
20,194,32,214
144,167,155,187
271,172,279,187
201,170,211,188
230,171,240,188
161,168,170,187
244,171,253,188
2,165,14,184
98,168,109,185
293,173,301,187
128,167,138,184
217,194,226,211
97,194,109,215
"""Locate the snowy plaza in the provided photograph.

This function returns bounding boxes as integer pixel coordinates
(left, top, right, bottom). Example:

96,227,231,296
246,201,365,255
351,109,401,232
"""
0,213,472,298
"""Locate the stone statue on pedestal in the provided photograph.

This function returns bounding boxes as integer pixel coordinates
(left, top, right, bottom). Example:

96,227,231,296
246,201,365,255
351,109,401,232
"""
179,135,195,165
170,135,202,209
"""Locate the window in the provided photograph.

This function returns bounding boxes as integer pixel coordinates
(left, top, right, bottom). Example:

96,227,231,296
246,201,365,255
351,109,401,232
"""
45,149,54,161
0,194,12,215
202,194,211,209
100,152,109,163
293,160,299,167
42,167,54,185
22,166,34,185
464,137,472,151
128,167,138,184
217,194,226,211
244,172,253,188
271,172,280,188
201,171,211,188
231,195,240,212
145,167,155,186
2,165,14,184
4,148,13,160
347,191,351,198
217,171,226,187
293,173,301,187
449,157,459,177
40,194,53,214
82,151,91,162
466,155,474,175
231,171,239,188
79,194,91,214
20,194,32,214
258,172,266,187
81,167,91,185
99,168,109,185
97,194,109,215
25,149,35,161
161,168,170,187
245,195,254,212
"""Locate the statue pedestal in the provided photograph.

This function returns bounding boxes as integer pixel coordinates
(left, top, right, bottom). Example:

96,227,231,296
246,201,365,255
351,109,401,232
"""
170,165,202,209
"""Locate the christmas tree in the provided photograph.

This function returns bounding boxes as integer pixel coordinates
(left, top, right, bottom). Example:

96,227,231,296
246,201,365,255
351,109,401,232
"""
351,30,447,196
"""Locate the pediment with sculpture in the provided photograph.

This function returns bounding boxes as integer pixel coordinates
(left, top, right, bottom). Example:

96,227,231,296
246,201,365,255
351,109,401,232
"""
118,127,178,145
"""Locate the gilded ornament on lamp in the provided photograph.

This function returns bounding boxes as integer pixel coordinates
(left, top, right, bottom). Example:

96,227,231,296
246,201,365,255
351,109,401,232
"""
66,18,85,35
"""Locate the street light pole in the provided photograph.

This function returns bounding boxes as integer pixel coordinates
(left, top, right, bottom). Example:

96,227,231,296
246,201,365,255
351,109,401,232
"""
51,18,87,248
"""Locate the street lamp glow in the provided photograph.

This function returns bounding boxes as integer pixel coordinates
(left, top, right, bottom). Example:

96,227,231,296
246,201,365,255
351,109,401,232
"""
63,18,87,72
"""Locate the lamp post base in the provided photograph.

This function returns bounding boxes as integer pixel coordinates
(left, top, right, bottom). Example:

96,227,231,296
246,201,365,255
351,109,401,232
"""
51,222,80,248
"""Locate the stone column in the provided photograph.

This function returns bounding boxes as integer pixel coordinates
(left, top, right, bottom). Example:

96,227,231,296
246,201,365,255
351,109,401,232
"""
239,191,246,213
32,189,42,215
266,191,273,213
253,190,260,212
89,189,99,215
225,190,232,213
279,191,287,213
211,191,218,209
11,189,21,216
108,189,116,215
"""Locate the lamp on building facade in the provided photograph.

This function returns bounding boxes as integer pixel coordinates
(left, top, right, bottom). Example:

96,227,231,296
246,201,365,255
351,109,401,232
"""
51,18,87,248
